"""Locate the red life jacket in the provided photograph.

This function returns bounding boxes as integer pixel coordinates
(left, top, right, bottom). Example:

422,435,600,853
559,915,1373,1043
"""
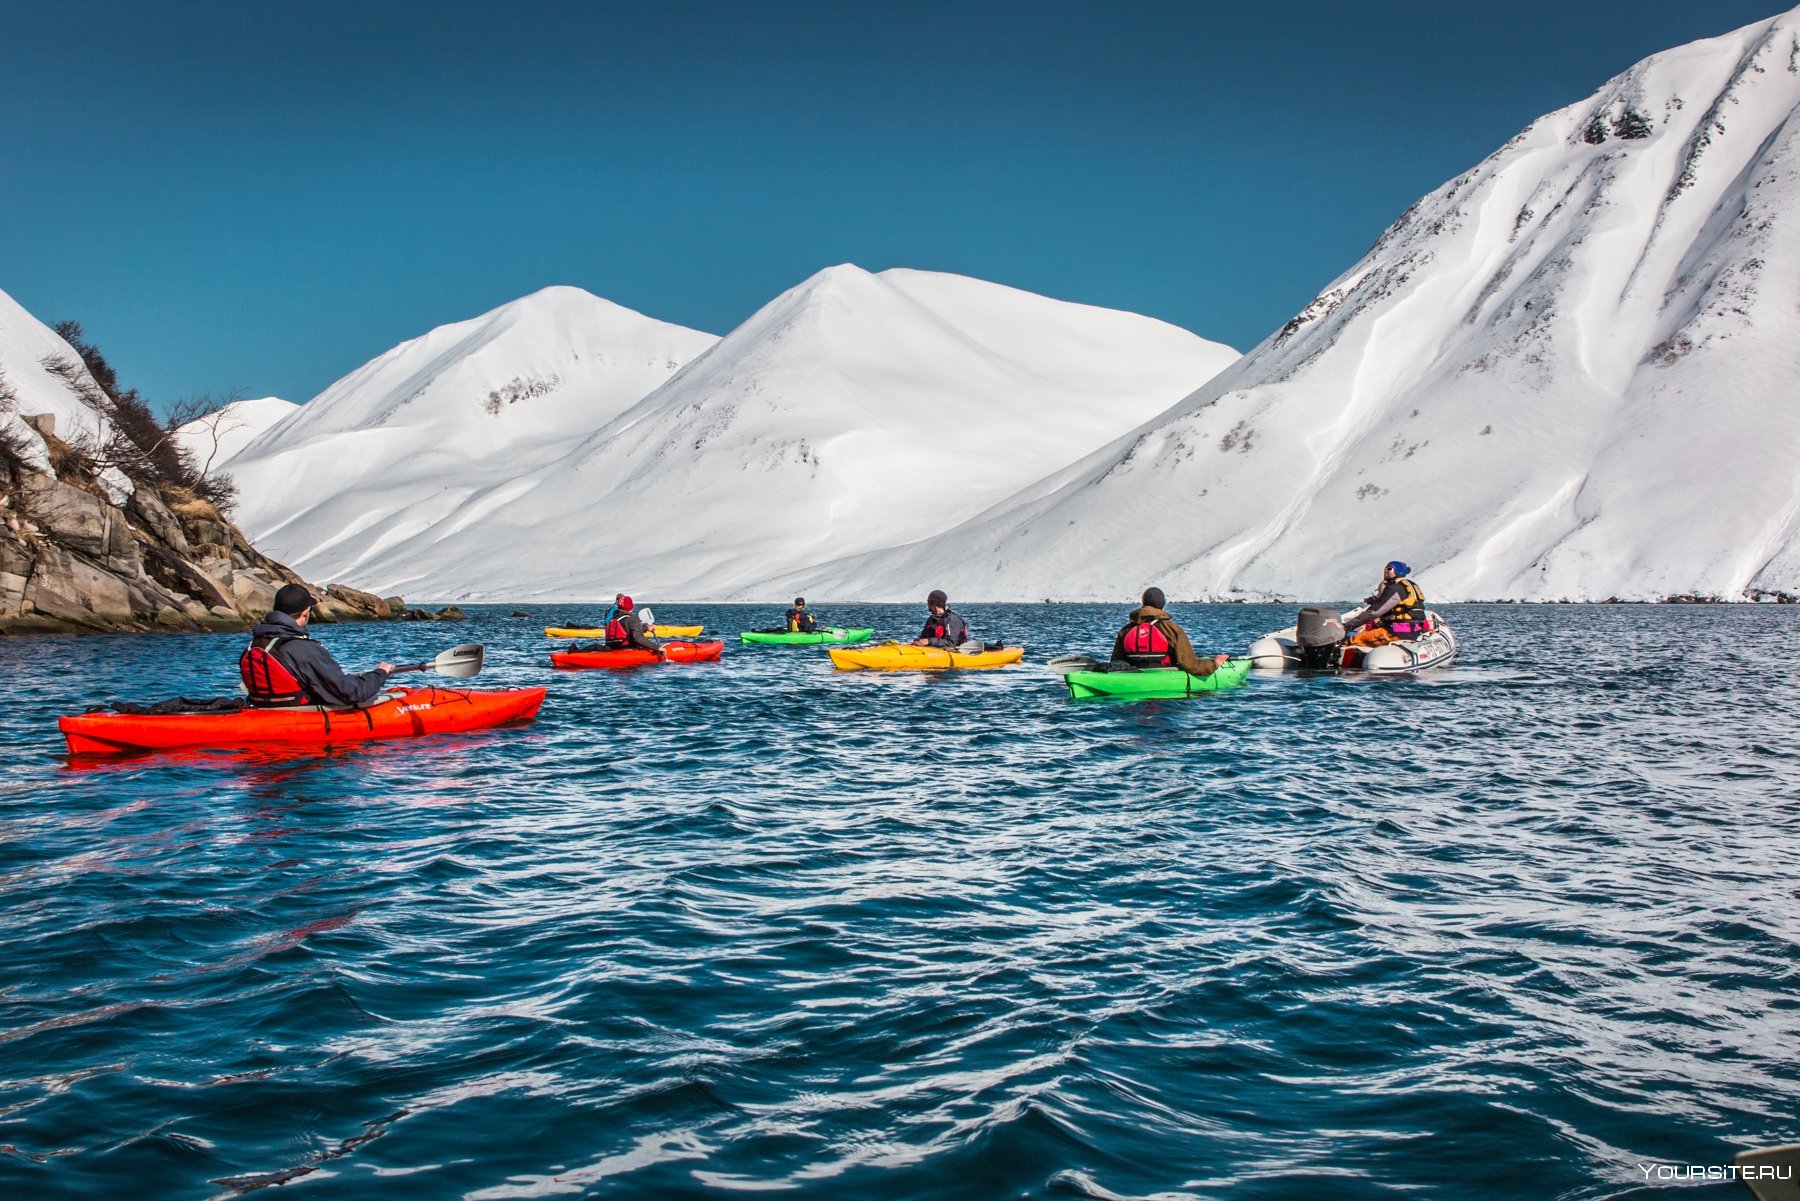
1120,618,1173,667
605,616,629,645
239,635,311,706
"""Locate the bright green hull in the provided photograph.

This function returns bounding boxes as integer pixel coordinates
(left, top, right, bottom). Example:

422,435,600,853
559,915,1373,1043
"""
1064,658,1252,701
739,627,874,646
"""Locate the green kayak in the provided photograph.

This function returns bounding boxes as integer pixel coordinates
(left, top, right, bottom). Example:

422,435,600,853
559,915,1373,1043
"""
1064,658,1252,701
740,627,875,646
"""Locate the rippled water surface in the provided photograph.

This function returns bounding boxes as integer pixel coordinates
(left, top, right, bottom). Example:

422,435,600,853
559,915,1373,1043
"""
3,603,1797,1199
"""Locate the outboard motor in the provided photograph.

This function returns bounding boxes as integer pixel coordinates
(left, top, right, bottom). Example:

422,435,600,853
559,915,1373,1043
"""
1293,607,1345,670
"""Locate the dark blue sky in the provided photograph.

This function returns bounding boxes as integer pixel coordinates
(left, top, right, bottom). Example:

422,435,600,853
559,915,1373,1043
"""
1,1,1786,410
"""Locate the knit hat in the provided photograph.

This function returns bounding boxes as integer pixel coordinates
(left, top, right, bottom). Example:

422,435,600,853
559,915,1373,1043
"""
927,589,948,608
1141,586,1166,609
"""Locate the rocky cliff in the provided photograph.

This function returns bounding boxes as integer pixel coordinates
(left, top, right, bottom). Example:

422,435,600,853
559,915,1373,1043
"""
0,412,391,633
0,291,394,635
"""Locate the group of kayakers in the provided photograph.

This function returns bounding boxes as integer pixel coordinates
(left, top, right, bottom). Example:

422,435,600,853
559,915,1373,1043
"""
238,563,1425,707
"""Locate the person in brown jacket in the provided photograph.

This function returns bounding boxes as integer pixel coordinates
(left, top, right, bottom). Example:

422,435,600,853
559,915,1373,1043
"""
1109,587,1229,676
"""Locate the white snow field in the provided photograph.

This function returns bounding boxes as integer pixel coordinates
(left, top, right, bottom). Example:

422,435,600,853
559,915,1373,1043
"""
229,268,1237,600
769,8,1800,603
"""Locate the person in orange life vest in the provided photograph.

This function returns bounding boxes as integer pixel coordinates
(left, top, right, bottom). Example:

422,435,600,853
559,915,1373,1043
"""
1109,587,1229,676
1343,561,1427,648
911,590,969,647
240,584,395,708
604,595,663,655
785,597,818,633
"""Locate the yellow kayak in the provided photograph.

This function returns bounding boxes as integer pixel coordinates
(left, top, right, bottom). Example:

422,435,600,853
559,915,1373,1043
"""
828,644,1025,671
544,624,704,638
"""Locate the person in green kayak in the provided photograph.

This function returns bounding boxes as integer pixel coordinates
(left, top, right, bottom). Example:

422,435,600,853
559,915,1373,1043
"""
785,597,819,634
911,589,969,648
603,595,664,656
1109,587,1229,676
240,583,397,707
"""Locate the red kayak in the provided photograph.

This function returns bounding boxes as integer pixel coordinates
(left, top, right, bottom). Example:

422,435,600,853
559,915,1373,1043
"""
60,686,547,756
551,639,724,670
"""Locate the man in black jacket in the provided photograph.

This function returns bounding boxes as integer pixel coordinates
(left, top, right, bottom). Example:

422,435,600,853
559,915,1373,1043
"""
911,589,969,648
785,597,819,633
241,584,394,708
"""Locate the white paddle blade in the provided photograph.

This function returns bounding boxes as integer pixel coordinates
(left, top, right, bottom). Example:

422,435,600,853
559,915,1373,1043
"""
434,643,484,678
1046,654,1104,676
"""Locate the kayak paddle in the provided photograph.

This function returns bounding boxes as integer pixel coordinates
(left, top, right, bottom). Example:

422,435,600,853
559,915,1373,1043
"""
389,643,484,679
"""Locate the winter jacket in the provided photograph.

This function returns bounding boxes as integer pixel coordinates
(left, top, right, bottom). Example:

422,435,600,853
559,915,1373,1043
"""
1108,606,1218,677
1346,576,1424,631
247,611,391,707
916,609,969,648
605,611,660,652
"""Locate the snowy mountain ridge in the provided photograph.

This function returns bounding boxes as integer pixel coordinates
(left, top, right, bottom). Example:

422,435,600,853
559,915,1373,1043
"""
760,7,1800,603
228,266,1238,600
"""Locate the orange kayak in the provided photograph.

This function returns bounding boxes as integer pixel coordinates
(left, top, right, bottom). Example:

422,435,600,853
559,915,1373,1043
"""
60,686,547,756
550,639,725,670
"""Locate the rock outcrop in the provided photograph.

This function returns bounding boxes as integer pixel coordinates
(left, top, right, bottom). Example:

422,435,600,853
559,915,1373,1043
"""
1,291,396,635
0,416,394,635
1,457,392,633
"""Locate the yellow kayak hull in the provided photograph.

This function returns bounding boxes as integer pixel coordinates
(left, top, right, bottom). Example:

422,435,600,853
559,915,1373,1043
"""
828,644,1025,671
544,624,704,638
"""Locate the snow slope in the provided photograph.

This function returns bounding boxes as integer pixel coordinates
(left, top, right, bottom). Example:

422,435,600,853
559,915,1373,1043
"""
226,286,720,590
173,396,298,475
776,8,1800,603
239,266,1237,600
0,286,115,474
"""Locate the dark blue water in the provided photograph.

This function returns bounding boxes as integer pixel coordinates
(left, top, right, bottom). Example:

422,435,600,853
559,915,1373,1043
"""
2,604,1796,1200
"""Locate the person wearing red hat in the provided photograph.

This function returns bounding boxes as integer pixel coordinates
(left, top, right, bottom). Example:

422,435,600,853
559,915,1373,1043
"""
603,595,662,654
240,583,395,707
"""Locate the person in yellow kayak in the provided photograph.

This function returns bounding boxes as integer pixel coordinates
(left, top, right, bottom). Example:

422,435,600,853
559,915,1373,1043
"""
911,589,969,647
600,592,625,630
1342,561,1427,648
1109,587,1229,676
240,584,396,707
785,597,819,633
603,596,664,656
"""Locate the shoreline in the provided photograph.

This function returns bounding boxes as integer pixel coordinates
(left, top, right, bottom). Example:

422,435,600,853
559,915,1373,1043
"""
6,595,1792,637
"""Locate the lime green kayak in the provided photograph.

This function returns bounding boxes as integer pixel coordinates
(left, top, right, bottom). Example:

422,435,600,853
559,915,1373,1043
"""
740,627,874,646
1064,658,1252,701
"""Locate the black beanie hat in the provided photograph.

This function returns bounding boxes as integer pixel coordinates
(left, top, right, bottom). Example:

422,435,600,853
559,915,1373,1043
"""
274,583,316,614
1141,586,1166,609
927,589,948,608
794,597,806,606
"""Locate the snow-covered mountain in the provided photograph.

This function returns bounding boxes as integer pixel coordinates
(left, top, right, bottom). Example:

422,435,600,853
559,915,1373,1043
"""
225,285,720,590
173,396,298,475
773,8,1800,603
236,267,1238,600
